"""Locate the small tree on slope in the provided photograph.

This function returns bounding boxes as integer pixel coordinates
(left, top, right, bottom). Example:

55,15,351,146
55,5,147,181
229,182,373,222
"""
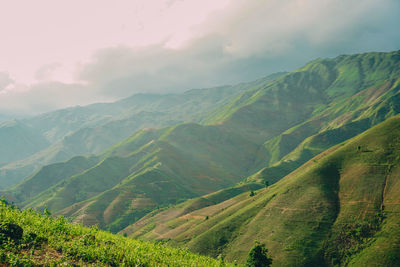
245,242,273,267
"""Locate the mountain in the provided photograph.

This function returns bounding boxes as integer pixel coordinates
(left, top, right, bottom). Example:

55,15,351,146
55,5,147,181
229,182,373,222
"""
0,77,277,188
233,51,400,185
0,114,15,123
123,116,400,266
0,120,49,170
3,50,400,236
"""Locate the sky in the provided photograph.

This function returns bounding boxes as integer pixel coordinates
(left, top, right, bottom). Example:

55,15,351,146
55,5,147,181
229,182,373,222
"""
0,0,399,116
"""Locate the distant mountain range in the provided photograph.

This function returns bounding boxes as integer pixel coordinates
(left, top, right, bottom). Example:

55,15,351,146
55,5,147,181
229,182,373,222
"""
0,74,280,189
1,50,400,266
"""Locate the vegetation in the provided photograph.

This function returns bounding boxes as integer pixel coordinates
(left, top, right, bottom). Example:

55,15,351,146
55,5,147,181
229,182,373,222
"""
245,242,272,267
0,199,230,266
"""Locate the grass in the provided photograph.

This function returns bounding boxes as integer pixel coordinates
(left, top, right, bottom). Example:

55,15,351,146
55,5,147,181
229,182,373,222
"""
0,199,232,266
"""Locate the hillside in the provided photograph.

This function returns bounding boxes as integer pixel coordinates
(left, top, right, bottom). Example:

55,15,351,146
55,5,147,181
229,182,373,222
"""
16,124,268,233
124,116,400,266
0,200,229,266
204,51,400,141
3,155,100,204
238,51,400,184
3,50,400,236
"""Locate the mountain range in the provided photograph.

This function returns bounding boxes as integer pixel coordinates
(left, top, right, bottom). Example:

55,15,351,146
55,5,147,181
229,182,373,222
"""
1,50,400,266
0,75,280,189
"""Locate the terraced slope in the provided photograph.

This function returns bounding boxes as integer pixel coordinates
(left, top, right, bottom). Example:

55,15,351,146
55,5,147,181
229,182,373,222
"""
125,116,400,266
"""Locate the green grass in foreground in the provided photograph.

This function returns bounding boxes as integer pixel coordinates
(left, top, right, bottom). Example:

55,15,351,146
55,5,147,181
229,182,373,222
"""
0,200,232,266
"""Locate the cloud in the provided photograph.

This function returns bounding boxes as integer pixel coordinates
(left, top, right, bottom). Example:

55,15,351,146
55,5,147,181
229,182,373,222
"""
77,37,232,97
76,0,400,99
0,72,14,91
35,63,62,81
1,0,399,115
77,38,295,99
0,82,97,116
197,0,400,57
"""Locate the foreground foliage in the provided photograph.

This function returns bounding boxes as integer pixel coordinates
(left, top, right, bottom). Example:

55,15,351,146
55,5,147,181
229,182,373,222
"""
0,200,230,266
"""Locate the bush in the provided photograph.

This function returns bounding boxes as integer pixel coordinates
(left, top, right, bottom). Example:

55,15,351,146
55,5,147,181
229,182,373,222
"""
0,223,23,244
245,242,272,267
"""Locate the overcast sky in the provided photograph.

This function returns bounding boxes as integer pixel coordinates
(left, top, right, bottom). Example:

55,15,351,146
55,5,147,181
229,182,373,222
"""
0,0,399,115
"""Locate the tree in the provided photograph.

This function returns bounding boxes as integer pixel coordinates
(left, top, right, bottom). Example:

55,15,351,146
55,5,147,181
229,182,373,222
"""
249,190,255,197
245,242,272,267
264,180,269,188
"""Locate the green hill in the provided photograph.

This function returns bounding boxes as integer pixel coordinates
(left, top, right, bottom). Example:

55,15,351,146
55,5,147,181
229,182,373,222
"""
240,51,400,185
2,155,99,204
0,200,229,266
124,116,400,266
18,124,268,233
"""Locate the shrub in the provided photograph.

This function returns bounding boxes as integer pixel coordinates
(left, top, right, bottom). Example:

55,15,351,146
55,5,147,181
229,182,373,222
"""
245,242,272,267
